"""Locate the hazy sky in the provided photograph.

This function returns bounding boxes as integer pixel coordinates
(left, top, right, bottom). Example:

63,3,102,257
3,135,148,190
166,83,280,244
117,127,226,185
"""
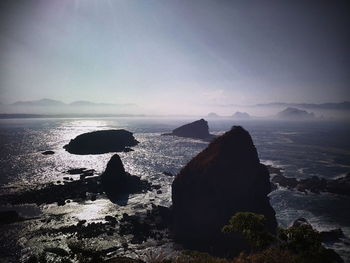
0,0,349,114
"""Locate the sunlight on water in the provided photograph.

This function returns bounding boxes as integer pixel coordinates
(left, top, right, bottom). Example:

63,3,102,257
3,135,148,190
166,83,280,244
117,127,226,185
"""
70,199,114,221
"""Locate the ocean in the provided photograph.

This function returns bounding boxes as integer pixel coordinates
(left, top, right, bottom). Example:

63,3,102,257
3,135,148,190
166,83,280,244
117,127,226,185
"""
0,117,349,262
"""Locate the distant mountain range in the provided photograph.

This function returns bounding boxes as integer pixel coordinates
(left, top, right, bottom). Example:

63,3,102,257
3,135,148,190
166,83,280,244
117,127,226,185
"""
12,98,65,106
255,101,350,110
9,98,134,107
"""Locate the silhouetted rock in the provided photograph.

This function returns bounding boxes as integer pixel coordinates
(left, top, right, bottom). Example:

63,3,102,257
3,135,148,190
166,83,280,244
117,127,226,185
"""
0,210,23,225
101,154,156,204
276,107,315,120
171,126,277,255
291,217,312,228
326,173,350,196
321,228,345,243
163,119,215,140
163,171,174,177
271,174,298,189
66,168,88,174
64,129,139,154
271,173,350,196
232,111,250,119
42,150,55,155
0,176,104,206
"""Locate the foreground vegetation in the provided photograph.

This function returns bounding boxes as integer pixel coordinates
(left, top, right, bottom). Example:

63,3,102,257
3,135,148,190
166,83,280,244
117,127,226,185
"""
146,212,343,263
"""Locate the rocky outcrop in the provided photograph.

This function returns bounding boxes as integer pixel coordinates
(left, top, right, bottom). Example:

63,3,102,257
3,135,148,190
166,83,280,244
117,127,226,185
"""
64,129,139,154
0,210,24,225
42,150,55,155
0,156,158,206
271,173,350,196
101,154,155,204
163,119,215,140
171,126,277,255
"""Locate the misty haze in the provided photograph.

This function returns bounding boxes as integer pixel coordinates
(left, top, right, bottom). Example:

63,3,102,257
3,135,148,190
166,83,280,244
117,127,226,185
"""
0,1,349,263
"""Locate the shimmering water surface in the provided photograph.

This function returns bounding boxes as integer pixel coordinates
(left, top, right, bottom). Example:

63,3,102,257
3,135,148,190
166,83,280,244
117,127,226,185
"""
0,117,350,262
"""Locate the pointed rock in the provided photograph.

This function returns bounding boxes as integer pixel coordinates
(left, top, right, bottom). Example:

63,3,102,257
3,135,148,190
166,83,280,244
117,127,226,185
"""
101,154,154,204
171,126,277,255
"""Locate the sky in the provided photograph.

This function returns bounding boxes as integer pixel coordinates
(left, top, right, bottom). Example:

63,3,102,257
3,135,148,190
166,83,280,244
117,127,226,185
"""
0,0,349,115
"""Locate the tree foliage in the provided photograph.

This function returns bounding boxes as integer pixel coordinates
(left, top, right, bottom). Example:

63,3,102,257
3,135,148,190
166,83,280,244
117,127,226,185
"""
221,212,343,263
221,212,275,251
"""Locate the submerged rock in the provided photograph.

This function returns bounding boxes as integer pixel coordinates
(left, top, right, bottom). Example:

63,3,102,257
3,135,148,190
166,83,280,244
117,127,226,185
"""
171,126,277,255
162,119,215,140
64,129,139,155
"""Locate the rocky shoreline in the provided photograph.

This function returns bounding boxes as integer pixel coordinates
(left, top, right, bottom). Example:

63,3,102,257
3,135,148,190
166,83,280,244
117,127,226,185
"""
1,127,349,262
271,172,350,196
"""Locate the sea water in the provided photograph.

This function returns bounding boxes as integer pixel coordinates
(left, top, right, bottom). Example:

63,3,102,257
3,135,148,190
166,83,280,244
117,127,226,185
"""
0,117,349,261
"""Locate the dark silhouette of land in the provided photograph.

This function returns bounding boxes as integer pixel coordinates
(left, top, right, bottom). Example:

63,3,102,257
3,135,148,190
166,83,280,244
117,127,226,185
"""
64,130,139,154
162,119,215,140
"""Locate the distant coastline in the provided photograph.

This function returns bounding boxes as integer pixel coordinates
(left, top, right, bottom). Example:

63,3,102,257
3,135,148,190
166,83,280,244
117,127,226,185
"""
0,113,147,119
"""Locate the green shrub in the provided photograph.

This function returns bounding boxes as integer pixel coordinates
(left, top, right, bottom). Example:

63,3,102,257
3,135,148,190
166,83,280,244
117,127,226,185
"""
221,212,275,251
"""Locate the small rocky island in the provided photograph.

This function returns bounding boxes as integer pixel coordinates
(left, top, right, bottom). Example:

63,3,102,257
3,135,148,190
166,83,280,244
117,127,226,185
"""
171,126,277,255
162,119,215,140
64,129,139,154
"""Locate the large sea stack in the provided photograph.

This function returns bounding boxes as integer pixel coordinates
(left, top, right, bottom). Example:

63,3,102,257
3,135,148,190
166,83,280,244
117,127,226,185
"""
163,119,215,140
64,129,139,154
171,126,277,255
